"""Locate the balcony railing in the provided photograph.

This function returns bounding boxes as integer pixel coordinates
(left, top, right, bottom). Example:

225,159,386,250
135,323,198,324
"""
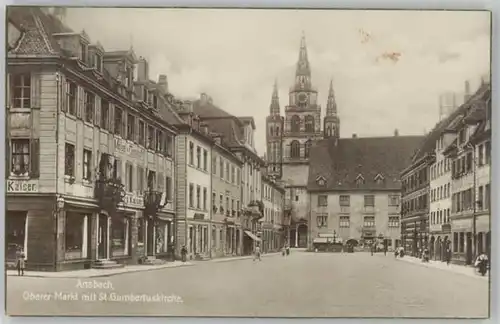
363,206,375,214
339,206,350,214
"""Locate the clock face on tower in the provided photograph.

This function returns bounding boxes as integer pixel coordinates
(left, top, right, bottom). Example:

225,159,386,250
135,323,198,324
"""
298,92,308,104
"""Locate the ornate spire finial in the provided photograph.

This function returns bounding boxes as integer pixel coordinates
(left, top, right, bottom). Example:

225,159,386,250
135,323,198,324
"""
269,79,280,115
326,78,337,117
296,32,310,78
329,78,334,96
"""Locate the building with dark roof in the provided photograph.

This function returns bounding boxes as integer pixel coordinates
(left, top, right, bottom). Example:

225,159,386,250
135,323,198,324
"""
442,81,491,265
307,134,424,249
6,7,178,271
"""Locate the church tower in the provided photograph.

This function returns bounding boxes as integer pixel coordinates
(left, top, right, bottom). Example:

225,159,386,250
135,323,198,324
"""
324,79,340,142
266,79,284,178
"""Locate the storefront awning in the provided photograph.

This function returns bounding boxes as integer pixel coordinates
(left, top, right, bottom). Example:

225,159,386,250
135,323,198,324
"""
244,230,261,242
313,238,329,244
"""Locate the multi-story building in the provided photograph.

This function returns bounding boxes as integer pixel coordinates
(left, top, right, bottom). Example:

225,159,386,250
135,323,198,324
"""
171,102,213,260
265,35,344,248
6,7,178,271
194,95,266,255
211,135,243,257
400,143,433,257
261,175,285,253
308,133,423,250
428,132,453,261
443,81,491,265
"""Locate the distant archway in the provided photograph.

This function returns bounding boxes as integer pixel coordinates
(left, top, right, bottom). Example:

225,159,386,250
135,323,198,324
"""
297,224,308,248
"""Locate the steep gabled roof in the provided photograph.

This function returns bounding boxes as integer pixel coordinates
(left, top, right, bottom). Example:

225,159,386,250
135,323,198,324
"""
308,135,424,191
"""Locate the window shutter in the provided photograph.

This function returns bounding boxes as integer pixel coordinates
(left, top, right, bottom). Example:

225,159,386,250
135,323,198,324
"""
134,116,139,143
109,103,115,133
31,73,41,108
61,81,67,113
95,95,101,127
76,86,83,118
7,74,11,109
30,138,40,178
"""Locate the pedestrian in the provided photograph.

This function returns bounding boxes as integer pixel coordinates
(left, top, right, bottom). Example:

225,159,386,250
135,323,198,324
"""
253,244,261,261
286,245,290,256
181,245,187,263
370,244,374,256
445,247,451,265
16,250,26,276
282,246,286,256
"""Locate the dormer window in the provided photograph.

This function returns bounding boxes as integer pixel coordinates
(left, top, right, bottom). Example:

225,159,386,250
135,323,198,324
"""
374,173,384,184
152,94,158,109
356,174,365,185
80,42,88,64
95,53,103,72
316,175,326,187
143,87,148,103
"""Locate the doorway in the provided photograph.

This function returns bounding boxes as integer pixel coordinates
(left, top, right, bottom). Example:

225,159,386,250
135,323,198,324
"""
97,214,108,259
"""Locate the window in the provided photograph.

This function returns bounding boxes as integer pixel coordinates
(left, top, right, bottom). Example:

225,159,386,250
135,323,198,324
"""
83,149,92,181
10,139,30,176
189,142,194,165
364,195,375,207
339,216,350,228
127,114,135,140
316,214,328,227
225,162,230,180
147,125,155,150
64,213,85,258
389,195,400,206
305,116,314,133
317,195,328,206
64,143,75,177
166,135,173,157
203,149,208,171
231,199,235,214
113,158,122,181
231,166,235,184
138,121,145,146
363,216,375,227
189,183,194,208
114,107,123,136
100,99,109,129
291,115,300,133
339,195,350,207
304,140,312,158
147,170,156,190
143,87,148,102
166,176,172,201
80,42,88,63
212,192,216,209
84,91,95,123
196,146,201,168
219,194,224,212
236,200,240,214
226,196,230,214
485,184,490,210
458,129,466,144
136,167,144,194
237,169,241,184
66,82,77,115
388,217,399,227
203,188,207,210
290,140,300,158
196,185,201,209
212,156,217,174
12,73,31,108
156,130,163,152
125,163,133,192
485,141,491,164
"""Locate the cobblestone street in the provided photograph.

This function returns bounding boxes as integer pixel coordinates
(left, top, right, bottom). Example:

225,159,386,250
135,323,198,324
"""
6,251,488,317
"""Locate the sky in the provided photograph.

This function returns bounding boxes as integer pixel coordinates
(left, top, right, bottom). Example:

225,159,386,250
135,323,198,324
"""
65,8,491,154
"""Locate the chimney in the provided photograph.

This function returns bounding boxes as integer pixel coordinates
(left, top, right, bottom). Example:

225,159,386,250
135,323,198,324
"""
137,57,149,82
158,74,168,93
394,129,399,137
464,80,471,102
352,133,357,138
200,93,208,104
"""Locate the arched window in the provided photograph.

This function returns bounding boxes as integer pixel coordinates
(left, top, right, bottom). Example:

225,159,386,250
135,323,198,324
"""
305,115,315,133
304,139,312,158
290,140,300,158
326,126,332,137
269,126,274,137
291,115,300,133
276,126,280,136
274,142,279,161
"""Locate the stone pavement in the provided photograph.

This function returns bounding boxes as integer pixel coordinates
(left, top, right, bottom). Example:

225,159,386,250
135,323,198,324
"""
6,252,282,278
386,254,489,281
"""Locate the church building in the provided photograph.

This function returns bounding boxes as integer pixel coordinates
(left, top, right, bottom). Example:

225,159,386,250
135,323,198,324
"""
266,34,424,249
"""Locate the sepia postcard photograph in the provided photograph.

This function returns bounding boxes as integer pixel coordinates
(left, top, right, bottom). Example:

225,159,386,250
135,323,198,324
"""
4,6,492,318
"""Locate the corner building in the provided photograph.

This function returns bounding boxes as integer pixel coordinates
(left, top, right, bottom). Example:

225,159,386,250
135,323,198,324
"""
6,7,178,271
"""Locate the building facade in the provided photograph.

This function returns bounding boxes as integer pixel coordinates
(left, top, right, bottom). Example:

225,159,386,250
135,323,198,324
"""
265,35,341,248
261,176,285,253
6,7,178,271
194,95,266,256
428,132,453,261
443,82,491,265
211,137,243,257
308,135,423,251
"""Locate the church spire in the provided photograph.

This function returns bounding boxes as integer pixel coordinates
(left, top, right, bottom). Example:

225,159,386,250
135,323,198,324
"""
296,31,311,78
269,79,280,115
326,78,337,116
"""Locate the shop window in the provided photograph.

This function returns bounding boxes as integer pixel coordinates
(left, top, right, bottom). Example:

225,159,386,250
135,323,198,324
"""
111,216,129,257
65,213,87,260
6,211,27,260
137,218,144,245
155,223,167,254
